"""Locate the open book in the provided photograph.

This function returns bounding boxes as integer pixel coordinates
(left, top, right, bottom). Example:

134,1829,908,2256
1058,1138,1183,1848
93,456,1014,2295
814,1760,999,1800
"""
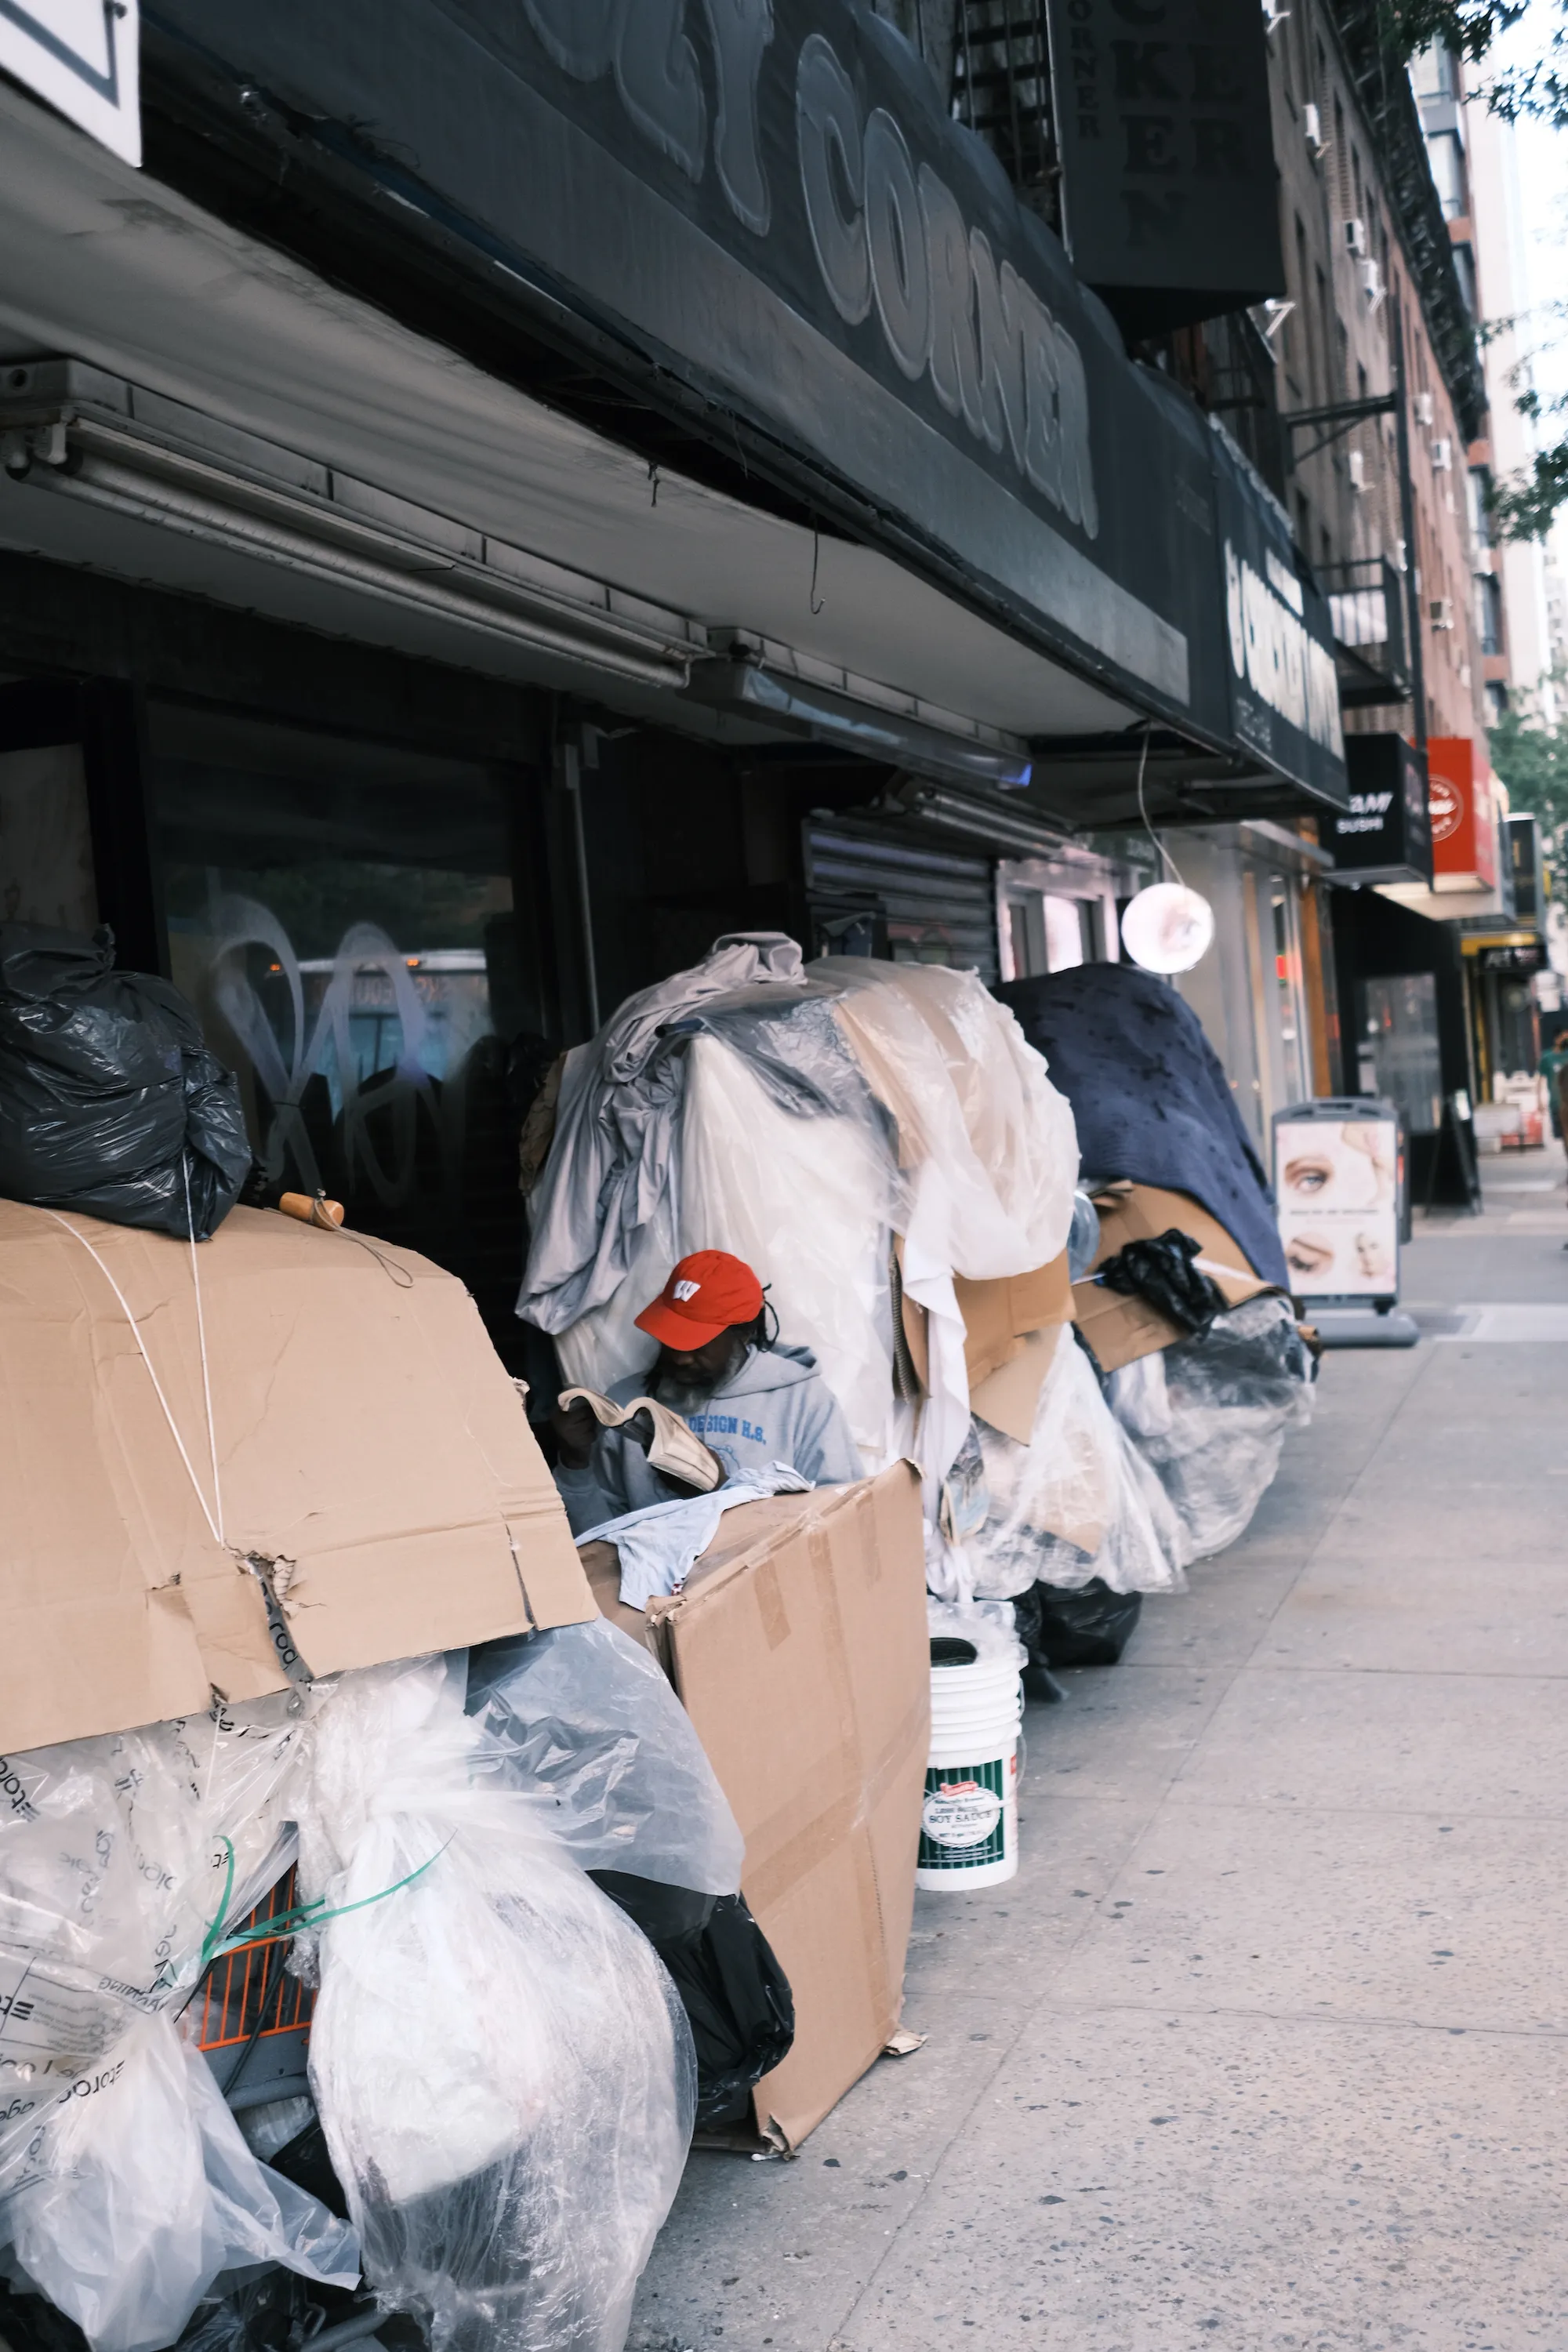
557,1388,723,1494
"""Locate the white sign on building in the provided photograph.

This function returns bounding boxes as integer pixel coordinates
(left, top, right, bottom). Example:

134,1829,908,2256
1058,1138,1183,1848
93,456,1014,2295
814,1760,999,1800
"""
0,0,140,166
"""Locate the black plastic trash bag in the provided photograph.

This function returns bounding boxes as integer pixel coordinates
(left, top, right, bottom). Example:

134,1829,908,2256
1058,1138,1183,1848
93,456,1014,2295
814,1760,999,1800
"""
591,1875,795,2129
0,925,251,1240
1014,1577,1143,1668
1098,1229,1227,1338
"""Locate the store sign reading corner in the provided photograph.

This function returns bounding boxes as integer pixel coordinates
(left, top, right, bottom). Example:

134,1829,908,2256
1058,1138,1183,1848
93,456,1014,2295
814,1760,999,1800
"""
0,0,140,166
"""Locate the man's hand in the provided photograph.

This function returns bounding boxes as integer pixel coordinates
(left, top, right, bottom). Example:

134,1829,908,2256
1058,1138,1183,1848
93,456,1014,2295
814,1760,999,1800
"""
550,1395,599,1468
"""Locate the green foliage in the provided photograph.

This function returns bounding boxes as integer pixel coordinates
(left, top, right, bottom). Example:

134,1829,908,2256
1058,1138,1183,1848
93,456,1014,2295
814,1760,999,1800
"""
1489,441,1568,539
1490,693,1568,906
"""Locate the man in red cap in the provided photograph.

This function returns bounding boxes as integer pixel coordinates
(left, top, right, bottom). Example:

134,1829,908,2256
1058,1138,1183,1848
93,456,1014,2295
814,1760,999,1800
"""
550,1248,862,1534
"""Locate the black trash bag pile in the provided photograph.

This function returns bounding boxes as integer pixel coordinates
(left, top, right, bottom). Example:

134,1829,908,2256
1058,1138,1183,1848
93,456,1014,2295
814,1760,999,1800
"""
1098,1229,1228,1338
1014,1578,1144,1668
0,924,251,1239
591,1876,795,2129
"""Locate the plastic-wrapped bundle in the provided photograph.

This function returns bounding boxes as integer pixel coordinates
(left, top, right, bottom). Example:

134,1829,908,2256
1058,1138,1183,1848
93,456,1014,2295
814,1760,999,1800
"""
0,1695,305,2172
0,1696,355,2351
2,2018,357,2352
297,1657,695,2352
1109,1294,1313,1560
969,1327,1185,1598
819,960,1077,1278
677,1030,899,1467
466,1617,745,1896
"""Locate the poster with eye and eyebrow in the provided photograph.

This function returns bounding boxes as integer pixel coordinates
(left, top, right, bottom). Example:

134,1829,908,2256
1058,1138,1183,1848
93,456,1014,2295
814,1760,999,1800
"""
1274,1110,1401,1300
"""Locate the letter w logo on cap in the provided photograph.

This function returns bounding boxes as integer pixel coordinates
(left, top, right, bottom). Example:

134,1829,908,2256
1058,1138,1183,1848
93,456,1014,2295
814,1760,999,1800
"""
673,1279,701,1301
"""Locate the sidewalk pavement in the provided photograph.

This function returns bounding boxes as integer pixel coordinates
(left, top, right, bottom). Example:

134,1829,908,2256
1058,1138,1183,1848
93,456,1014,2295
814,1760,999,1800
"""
628,1151,1568,2352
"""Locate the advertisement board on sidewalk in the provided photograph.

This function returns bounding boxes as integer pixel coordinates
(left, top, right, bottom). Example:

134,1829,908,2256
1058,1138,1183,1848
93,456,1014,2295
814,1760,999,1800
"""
1272,1099,1402,1302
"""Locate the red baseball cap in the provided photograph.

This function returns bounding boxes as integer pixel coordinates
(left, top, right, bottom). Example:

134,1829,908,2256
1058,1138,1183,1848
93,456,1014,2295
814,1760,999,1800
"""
634,1250,765,1351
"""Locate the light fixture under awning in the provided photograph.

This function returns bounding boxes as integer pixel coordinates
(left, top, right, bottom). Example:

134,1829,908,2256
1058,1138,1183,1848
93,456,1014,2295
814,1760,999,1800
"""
681,657,1034,793
0,360,703,691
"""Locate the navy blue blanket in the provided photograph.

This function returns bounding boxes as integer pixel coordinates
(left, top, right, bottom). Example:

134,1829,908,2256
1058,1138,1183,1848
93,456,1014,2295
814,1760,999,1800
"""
997,964,1289,1289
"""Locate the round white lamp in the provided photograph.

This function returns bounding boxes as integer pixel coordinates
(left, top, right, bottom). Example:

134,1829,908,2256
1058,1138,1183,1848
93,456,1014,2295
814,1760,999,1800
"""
1120,883,1215,975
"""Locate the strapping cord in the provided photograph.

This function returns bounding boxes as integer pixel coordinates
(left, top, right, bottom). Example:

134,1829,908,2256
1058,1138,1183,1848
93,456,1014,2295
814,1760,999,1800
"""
183,1154,225,1546
199,1832,454,1967
42,1202,226,1550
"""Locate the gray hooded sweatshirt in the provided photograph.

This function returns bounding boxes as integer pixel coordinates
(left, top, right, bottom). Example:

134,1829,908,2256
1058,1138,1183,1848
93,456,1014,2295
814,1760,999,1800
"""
554,1341,862,1536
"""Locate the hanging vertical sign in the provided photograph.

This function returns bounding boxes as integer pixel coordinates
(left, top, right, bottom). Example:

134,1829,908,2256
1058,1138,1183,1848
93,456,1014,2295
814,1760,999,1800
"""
0,0,140,166
1044,0,1283,333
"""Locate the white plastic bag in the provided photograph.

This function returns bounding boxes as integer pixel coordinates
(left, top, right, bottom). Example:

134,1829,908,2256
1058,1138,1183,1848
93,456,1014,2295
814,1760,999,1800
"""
298,1657,695,2352
971,1330,1186,1597
466,1618,745,1896
1,2018,357,2352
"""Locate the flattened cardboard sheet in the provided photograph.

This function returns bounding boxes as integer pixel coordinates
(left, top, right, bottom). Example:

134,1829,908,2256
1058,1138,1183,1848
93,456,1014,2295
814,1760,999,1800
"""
584,1464,928,2152
1,1202,592,1751
1071,1184,1273,1373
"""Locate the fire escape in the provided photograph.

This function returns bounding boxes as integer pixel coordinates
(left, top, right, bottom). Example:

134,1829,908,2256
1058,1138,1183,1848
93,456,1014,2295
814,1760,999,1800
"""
950,0,1060,230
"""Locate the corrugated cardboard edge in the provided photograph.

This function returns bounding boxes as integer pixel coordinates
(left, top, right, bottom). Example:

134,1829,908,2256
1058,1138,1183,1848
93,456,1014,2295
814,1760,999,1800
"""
586,1468,928,2155
1073,1185,1278,1374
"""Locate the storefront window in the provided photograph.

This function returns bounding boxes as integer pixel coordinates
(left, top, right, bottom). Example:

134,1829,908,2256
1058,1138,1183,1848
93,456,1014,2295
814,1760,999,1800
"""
148,702,550,1359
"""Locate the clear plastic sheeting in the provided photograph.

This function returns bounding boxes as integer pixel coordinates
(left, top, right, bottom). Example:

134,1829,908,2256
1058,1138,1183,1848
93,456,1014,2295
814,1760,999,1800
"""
0,1693,351,2352
466,1619,745,1897
297,1657,695,2352
519,934,811,1339
1,2020,357,2352
818,960,1078,1278
971,1329,1186,1598
926,1595,1027,1669
1120,1294,1314,1561
0,1694,306,2176
678,1033,898,1465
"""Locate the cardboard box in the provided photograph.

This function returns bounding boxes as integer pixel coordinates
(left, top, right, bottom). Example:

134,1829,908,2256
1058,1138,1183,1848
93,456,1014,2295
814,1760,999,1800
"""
1071,1183,1273,1373
583,1463,928,2152
0,1201,593,1752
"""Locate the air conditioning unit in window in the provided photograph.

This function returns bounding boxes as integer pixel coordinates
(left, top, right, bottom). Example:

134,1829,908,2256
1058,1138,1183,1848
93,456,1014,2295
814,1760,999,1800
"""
1345,217,1368,256
1432,436,1453,470
1359,256,1385,307
1348,449,1367,491
1430,596,1456,630
1304,103,1328,157
1414,391,1435,426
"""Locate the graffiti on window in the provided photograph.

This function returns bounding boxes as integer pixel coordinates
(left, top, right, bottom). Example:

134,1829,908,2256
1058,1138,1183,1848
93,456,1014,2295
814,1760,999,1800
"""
196,894,497,1210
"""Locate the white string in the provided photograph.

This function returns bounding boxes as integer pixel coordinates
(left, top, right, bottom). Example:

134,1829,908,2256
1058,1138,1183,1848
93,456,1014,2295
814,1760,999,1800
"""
41,1203,227,1550
1134,721,1184,887
182,1156,225,1547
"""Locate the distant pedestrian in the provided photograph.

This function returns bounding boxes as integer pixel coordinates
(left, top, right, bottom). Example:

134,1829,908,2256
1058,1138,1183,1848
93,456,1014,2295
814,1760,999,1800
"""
1541,1024,1568,1141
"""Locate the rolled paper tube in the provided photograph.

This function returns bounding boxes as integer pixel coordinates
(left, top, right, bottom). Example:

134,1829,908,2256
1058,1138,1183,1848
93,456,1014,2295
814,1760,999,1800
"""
279,1192,346,1229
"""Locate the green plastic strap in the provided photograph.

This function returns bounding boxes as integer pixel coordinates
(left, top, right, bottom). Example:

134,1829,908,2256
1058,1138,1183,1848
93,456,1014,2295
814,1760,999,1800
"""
200,1836,453,1968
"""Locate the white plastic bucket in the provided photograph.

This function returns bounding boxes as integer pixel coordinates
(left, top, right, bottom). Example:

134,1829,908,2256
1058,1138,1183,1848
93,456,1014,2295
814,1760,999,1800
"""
916,1642,1023,1891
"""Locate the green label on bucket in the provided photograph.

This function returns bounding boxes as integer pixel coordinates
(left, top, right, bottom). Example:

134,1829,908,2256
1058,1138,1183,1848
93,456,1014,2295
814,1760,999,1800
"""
918,1758,1007,1869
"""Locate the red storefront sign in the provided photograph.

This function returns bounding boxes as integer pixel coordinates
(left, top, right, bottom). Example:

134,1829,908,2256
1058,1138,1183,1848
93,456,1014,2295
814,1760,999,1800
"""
1427,736,1497,887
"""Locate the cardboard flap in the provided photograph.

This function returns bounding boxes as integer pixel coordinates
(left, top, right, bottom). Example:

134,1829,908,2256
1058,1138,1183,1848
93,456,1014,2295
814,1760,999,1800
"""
1,1202,592,1750
967,1322,1062,1446
954,1250,1072,1387
1071,1184,1274,1373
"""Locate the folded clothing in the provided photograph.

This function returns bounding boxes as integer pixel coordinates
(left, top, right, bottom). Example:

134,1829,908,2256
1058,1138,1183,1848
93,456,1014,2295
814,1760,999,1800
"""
575,1466,812,1610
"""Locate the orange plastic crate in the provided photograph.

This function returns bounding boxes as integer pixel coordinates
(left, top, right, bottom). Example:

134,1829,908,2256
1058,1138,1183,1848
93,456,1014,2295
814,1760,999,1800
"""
193,1866,316,2054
